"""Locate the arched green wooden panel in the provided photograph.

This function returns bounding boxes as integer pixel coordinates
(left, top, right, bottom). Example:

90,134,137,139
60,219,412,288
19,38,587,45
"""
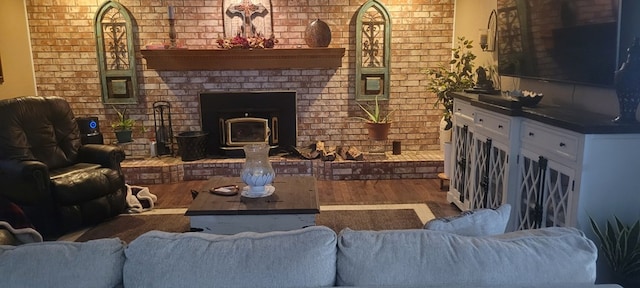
95,0,139,104
355,0,391,101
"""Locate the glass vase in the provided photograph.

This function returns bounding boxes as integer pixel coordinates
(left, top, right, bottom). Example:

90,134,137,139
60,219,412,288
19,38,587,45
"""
240,143,275,197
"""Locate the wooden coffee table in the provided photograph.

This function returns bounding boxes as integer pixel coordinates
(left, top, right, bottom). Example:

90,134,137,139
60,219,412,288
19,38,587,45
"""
185,175,319,234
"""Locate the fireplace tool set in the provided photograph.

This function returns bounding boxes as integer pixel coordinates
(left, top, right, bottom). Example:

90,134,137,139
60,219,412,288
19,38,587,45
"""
153,101,173,156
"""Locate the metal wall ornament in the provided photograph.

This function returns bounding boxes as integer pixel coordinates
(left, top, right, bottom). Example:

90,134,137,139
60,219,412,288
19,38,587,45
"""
355,0,391,101
222,0,273,38
94,0,139,104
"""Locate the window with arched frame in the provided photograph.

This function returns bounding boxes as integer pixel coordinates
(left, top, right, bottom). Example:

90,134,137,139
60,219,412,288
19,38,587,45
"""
94,0,138,104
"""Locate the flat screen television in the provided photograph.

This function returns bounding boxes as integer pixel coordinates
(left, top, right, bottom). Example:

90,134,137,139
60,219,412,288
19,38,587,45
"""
496,0,634,88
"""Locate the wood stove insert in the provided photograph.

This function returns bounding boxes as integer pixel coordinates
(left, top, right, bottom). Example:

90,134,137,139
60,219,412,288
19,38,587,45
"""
199,91,296,157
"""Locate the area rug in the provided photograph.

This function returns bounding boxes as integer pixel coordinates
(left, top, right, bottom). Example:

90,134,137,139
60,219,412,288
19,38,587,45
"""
74,208,426,243
75,214,190,243
316,209,423,233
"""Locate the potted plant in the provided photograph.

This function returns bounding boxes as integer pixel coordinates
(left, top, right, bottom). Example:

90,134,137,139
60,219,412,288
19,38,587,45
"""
354,95,396,140
590,216,640,286
424,36,477,134
425,37,476,177
111,105,136,143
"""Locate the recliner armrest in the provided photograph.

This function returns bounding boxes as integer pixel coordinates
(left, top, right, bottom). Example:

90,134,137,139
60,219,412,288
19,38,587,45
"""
0,159,50,205
78,144,126,170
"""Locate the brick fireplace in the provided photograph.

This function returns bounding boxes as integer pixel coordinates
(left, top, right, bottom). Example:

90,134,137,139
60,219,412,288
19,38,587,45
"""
24,1,455,160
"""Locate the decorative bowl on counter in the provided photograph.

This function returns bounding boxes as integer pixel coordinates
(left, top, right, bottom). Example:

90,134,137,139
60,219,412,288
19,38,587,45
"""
517,95,543,107
509,90,543,107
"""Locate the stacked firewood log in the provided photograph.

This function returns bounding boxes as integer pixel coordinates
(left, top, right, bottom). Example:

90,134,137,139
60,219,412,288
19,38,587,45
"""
294,141,364,161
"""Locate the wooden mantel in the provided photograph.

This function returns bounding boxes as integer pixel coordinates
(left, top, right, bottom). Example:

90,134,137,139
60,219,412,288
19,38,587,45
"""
140,48,345,70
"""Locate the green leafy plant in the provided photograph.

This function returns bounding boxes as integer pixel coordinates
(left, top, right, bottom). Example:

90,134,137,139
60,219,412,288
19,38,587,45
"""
424,36,477,130
110,105,136,131
589,216,640,280
354,95,396,123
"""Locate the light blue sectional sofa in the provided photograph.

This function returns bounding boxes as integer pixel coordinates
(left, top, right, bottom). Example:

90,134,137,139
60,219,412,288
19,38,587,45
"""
0,226,622,288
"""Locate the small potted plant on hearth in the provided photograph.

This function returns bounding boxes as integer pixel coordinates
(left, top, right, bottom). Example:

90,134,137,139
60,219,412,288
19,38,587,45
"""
354,95,396,140
111,105,136,143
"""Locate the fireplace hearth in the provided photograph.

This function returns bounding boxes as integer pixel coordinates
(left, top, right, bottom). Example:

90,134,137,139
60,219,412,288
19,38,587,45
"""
199,91,296,157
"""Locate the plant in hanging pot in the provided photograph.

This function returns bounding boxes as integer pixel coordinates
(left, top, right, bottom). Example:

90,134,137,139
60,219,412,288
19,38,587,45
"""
110,105,136,143
424,36,477,133
353,96,396,140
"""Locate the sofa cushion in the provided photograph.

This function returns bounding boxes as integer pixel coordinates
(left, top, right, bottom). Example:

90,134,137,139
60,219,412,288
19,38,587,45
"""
336,227,597,287
0,238,125,288
423,204,511,236
124,226,337,288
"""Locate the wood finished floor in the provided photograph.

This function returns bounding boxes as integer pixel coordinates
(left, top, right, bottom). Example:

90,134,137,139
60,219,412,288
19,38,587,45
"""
146,178,461,218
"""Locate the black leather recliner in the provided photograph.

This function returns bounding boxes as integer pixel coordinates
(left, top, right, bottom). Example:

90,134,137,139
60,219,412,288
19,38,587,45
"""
0,96,127,238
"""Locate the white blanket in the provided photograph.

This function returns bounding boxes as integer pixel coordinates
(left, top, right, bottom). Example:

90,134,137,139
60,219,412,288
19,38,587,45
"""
0,221,43,244
125,184,158,213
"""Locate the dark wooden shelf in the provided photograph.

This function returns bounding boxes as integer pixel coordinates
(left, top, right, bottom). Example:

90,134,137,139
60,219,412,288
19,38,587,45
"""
140,48,345,70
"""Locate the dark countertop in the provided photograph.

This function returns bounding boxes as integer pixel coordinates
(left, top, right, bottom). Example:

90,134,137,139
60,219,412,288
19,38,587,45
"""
451,91,640,134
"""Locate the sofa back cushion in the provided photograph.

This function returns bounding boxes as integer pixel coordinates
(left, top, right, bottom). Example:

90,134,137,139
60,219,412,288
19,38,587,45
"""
0,96,81,169
424,204,511,236
124,226,337,288
0,238,125,288
336,227,597,287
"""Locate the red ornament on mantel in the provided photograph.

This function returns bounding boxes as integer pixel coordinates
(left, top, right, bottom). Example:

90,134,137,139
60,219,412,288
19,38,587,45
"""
305,19,332,48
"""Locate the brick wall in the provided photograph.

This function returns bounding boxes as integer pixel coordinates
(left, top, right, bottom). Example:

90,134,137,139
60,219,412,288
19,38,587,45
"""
26,0,454,158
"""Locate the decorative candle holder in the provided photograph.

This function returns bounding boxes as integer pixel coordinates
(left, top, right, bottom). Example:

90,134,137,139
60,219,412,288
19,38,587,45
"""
168,19,177,49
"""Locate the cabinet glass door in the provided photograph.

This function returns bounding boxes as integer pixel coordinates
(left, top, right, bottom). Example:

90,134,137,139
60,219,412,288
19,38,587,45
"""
488,143,509,208
471,135,509,210
516,150,574,230
452,124,474,207
516,152,542,230
542,161,574,227
471,136,487,209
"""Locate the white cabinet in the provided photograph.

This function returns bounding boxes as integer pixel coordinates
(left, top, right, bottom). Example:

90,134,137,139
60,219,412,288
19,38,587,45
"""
515,119,640,234
514,120,580,230
449,95,640,236
447,99,520,211
449,93,640,282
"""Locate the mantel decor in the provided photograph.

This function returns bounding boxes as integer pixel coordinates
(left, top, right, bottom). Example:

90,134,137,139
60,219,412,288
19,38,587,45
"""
305,19,332,48
140,48,345,70
216,34,277,49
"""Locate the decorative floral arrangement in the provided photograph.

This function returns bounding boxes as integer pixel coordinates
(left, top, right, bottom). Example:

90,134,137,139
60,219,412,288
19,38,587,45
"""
216,33,277,49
